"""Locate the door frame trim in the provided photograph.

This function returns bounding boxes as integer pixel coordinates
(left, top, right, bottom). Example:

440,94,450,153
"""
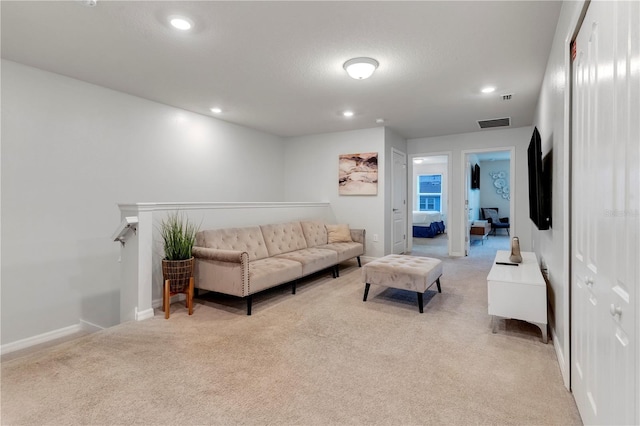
460,147,516,257
407,151,452,256
390,148,407,254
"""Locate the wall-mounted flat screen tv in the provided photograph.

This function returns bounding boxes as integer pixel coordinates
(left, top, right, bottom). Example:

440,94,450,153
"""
471,164,480,189
527,127,551,230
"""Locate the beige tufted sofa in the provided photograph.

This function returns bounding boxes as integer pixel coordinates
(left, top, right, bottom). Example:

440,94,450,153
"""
192,220,365,315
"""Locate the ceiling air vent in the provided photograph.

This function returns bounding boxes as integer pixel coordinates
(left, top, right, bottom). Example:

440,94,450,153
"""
477,117,511,129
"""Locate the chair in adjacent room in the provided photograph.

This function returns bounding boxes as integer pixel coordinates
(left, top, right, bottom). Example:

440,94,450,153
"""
481,207,510,236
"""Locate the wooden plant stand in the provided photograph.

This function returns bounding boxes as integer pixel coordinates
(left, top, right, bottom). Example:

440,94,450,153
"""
161,258,195,319
162,277,194,319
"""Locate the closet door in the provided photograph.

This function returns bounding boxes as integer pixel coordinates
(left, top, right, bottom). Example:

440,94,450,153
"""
571,2,639,425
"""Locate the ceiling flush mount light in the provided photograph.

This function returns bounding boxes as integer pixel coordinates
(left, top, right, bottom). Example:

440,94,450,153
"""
414,158,424,164
343,57,379,80
169,16,193,31
210,107,222,114
481,86,496,94
343,111,354,118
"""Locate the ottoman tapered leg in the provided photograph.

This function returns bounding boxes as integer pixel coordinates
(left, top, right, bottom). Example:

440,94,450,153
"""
417,292,424,313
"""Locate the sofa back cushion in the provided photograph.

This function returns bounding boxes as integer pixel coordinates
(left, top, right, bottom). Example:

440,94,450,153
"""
260,222,308,256
195,226,269,261
300,220,328,247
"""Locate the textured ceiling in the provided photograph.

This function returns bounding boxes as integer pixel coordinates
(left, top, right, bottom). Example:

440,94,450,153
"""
1,1,562,139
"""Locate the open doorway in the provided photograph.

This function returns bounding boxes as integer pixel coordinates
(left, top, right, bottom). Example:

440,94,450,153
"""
408,153,450,258
463,149,513,257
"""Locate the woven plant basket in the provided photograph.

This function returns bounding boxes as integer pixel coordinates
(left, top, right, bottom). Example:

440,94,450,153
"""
162,257,194,293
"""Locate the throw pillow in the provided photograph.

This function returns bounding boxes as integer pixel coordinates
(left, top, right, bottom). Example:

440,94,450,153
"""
326,224,353,243
482,208,500,223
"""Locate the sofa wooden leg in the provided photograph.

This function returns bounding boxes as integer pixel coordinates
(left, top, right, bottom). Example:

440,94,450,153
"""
335,265,340,278
363,283,370,301
246,296,252,316
188,277,194,315
417,292,424,313
436,277,442,293
357,256,362,267
292,280,297,294
164,280,170,319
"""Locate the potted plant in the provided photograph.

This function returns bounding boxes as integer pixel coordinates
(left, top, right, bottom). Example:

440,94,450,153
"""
159,211,198,318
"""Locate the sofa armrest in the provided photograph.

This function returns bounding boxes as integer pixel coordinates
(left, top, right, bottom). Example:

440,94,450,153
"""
192,247,249,297
192,247,247,263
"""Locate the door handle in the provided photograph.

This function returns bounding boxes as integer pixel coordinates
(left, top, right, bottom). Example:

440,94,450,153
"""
609,304,622,317
393,208,399,212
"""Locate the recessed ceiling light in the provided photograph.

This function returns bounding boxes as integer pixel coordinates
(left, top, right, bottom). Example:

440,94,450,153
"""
481,86,496,94
343,57,379,80
343,111,354,117
169,16,193,31
414,159,424,164
376,118,385,124
210,107,222,114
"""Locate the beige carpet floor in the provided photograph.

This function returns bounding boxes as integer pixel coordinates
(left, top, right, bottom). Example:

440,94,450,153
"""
1,241,582,425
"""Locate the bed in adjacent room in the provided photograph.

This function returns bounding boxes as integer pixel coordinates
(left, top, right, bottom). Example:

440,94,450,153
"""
412,211,446,238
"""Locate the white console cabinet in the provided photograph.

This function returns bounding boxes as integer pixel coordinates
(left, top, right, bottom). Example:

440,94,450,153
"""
487,250,547,343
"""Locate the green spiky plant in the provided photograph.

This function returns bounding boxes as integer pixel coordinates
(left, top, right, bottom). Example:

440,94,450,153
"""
160,211,198,260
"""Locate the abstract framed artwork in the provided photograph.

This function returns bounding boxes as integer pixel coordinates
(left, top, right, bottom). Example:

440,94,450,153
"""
338,152,378,195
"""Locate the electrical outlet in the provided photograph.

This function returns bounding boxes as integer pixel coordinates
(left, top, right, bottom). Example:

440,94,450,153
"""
373,234,379,242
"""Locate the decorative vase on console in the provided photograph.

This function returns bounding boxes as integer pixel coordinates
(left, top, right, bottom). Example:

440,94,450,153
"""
509,237,523,263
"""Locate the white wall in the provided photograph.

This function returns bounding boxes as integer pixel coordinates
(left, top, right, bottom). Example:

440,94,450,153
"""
408,127,532,256
1,60,287,345
480,160,511,218
283,127,386,257
531,0,586,388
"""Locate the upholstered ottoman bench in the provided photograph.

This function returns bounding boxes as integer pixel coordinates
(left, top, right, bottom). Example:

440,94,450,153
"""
362,255,443,313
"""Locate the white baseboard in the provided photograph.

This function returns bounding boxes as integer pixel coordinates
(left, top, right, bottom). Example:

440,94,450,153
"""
1,319,110,356
1,323,83,355
135,307,155,321
151,294,185,309
80,319,105,333
551,326,570,390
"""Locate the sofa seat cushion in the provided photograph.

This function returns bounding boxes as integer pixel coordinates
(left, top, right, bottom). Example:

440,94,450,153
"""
248,258,302,294
321,242,364,263
275,248,338,276
196,226,269,261
260,222,308,256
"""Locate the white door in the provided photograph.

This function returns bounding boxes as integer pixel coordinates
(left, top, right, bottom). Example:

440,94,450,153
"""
571,2,639,425
391,149,407,254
